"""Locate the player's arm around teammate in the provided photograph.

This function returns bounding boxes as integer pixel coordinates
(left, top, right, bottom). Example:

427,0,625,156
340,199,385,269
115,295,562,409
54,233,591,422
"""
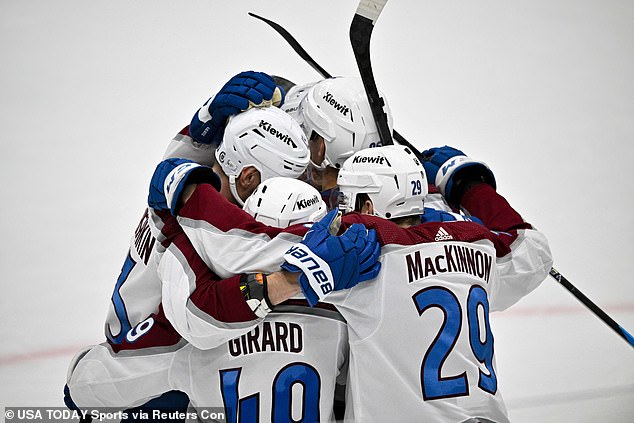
421,145,554,310
148,160,380,348
314,145,553,422
66,179,370,421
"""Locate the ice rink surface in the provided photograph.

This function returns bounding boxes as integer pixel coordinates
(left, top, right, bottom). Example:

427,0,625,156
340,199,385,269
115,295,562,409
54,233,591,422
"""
1,1,633,421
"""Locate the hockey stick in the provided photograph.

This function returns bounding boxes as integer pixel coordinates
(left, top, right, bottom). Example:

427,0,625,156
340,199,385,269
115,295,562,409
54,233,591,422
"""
347,1,634,350
350,0,393,146
248,10,417,152
247,13,333,79
549,268,634,348
249,6,633,349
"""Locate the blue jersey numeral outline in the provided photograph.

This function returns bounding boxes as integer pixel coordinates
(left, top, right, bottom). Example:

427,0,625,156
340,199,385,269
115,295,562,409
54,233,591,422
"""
106,252,136,344
220,362,321,423
412,285,497,400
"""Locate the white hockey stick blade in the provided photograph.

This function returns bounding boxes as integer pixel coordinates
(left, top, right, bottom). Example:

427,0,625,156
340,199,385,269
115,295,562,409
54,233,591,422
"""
355,0,389,24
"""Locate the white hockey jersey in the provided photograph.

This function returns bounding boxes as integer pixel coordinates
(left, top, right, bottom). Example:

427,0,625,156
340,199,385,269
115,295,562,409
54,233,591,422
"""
104,125,456,346
69,304,348,423
322,184,553,423
157,182,552,422
103,128,296,344
72,184,350,422
149,181,460,349
104,129,216,342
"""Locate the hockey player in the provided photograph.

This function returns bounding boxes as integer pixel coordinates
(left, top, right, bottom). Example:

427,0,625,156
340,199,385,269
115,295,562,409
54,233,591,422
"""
268,76,453,213
192,74,397,209
209,106,310,207
106,105,308,345
99,95,309,418
143,143,552,422
70,70,379,421
318,145,552,422
282,76,393,209
66,178,374,423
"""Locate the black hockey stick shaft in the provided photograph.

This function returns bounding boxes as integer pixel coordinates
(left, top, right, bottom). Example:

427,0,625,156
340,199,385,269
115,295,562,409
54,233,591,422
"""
348,0,634,350
250,6,633,351
248,13,332,79
248,10,416,153
350,0,393,146
549,267,634,348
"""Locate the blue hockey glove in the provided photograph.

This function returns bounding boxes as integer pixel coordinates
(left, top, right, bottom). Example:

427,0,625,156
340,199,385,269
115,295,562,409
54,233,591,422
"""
281,209,381,306
420,207,460,223
420,146,496,205
420,207,484,225
148,158,221,215
189,71,285,146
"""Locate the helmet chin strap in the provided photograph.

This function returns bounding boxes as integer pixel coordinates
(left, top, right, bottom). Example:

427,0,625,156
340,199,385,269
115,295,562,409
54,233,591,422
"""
309,158,328,170
228,174,245,207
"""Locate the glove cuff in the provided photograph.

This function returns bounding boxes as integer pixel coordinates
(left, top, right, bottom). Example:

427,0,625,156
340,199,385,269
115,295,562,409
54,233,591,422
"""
189,96,223,145
297,274,320,307
435,156,496,205
164,163,221,215
282,244,334,306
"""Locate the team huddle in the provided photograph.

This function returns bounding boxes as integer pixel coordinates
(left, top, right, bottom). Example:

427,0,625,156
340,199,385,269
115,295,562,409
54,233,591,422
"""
64,71,553,423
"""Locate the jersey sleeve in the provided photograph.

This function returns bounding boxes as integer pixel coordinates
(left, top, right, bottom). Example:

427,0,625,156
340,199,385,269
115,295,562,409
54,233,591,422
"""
157,184,309,279
67,307,193,410
146,185,312,349
161,126,216,167
340,184,552,313
460,183,553,311
157,222,268,349
67,344,174,410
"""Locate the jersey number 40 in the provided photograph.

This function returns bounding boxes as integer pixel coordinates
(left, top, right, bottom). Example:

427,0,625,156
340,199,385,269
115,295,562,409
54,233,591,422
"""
220,362,321,423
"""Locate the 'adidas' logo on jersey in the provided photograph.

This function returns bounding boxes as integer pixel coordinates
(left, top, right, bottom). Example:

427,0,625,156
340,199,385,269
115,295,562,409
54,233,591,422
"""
435,227,453,241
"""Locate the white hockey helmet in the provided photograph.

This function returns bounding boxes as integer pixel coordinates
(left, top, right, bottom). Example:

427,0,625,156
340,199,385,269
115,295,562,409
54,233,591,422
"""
280,81,318,117
215,107,310,205
243,177,327,228
290,77,394,169
337,145,427,219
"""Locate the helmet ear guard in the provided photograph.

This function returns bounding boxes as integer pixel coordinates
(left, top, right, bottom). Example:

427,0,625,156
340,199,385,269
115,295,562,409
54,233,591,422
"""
281,81,317,117
336,172,382,214
337,145,427,220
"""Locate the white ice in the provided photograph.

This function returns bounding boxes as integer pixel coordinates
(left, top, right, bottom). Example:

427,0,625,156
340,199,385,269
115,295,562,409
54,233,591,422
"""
1,1,632,422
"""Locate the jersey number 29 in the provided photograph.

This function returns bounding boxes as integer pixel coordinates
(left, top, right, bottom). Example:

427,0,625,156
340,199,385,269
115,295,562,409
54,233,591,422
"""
413,285,497,400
